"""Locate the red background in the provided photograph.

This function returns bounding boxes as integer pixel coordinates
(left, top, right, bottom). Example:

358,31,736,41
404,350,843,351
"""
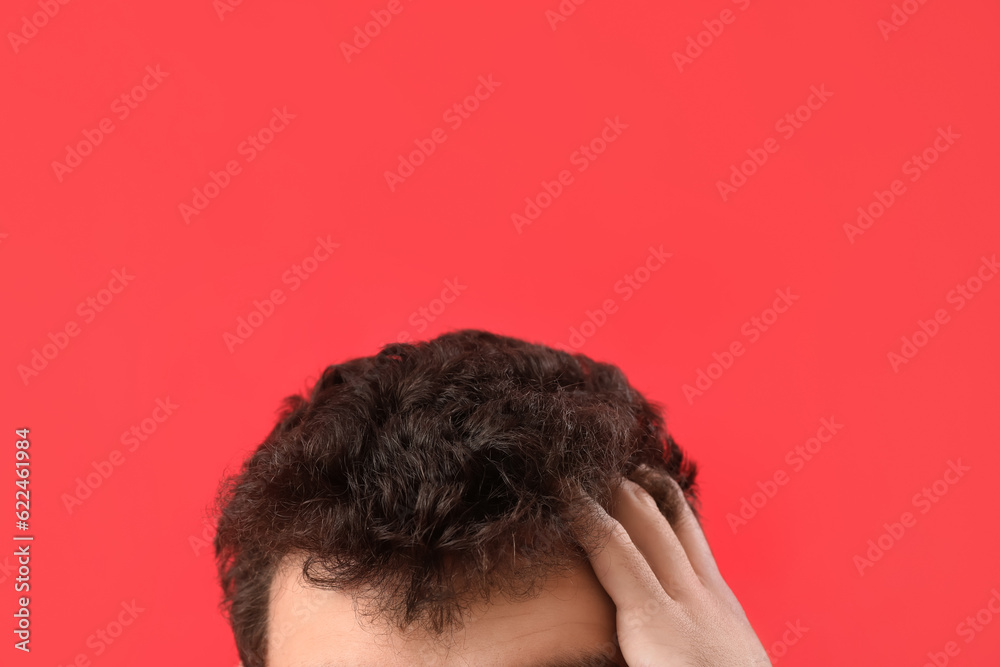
3,0,999,665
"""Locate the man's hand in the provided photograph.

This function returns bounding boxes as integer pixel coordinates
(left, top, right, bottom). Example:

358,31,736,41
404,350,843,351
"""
569,476,771,667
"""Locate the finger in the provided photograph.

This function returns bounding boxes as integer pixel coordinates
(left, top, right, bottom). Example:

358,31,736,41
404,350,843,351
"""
612,478,702,601
566,487,676,615
660,474,732,598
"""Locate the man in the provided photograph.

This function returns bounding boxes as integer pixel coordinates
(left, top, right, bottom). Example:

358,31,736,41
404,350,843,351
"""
214,329,769,666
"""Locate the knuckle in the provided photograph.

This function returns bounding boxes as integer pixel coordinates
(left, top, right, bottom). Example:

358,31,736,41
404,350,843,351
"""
608,520,633,545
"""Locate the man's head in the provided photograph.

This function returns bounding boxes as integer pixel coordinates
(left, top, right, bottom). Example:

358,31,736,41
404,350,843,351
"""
214,329,699,666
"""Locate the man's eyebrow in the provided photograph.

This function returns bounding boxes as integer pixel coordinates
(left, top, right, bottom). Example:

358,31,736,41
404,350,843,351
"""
529,649,624,667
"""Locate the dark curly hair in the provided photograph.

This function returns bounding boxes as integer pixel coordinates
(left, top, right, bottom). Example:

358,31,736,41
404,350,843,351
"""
213,329,699,666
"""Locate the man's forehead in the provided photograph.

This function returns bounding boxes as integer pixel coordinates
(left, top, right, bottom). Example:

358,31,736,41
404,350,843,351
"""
306,648,625,667
267,557,625,667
